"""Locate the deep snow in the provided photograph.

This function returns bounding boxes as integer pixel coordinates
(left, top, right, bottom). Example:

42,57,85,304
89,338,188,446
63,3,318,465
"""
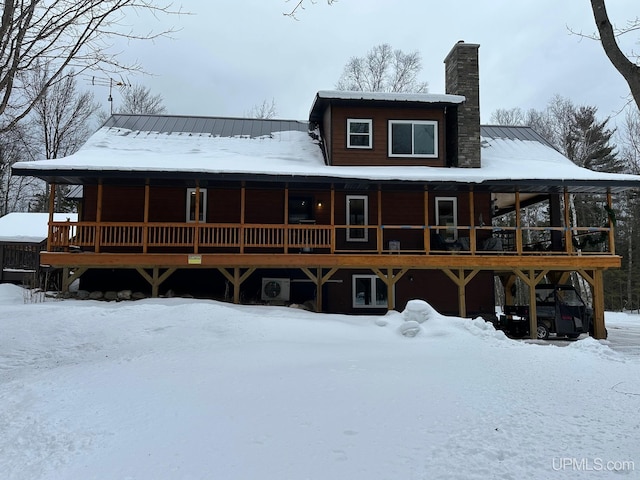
0,284,638,479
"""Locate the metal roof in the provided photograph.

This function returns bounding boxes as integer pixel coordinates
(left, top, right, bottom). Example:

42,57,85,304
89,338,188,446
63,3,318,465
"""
102,114,309,138
480,125,556,149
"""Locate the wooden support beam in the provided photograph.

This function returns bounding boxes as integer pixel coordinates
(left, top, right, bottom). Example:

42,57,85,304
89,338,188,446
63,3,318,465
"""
442,268,480,317
47,183,55,252
143,183,150,254
564,189,572,254
513,269,548,339
217,267,256,304
284,186,289,253
136,267,176,298
515,191,523,254
330,185,335,254
62,267,88,292
194,183,200,254
377,187,382,254
371,267,408,311
469,188,476,254
592,269,606,339
300,267,339,312
423,190,430,254
607,191,615,255
240,185,246,254
96,181,103,253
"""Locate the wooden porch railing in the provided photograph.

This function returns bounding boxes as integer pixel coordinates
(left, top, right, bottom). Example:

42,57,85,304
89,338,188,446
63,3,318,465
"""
47,221,615,256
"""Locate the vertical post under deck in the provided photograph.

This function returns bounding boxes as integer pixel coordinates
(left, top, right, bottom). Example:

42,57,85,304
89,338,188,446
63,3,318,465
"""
592,269,607,339
47,183,55,252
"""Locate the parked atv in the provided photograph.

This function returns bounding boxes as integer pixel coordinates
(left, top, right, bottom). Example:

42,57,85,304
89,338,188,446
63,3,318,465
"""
497,284,594,340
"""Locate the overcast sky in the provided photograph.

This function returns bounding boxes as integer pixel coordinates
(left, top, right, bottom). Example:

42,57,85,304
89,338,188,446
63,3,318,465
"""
100,0,638,124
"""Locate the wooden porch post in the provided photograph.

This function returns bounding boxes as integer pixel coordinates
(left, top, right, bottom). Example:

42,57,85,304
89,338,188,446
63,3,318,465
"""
143,182,150,253
377,186,382,253
330,184,335,254
607,191,615,255
284,186,289,253
194,183,200,254
577,269,607,339
592,269,606,339
515,190,522,254
424,189,430,254
136,267,176,298
371,267,408,311
217,267,256,305
549,192,563,251
469,187,476,254
47,183,55,252
564,189,572,254
96,181,103,253
301,267,338,312
513,269,549,339
240,184,246,254
442,268,480,318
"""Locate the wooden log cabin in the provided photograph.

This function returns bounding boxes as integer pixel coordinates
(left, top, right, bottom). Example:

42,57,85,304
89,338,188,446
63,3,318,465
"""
11,41,640,339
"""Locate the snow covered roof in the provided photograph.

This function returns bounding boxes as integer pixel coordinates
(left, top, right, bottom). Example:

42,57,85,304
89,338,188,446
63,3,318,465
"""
0,213,78,243
313,90,466,104
309,90,465,122
11,114,640,193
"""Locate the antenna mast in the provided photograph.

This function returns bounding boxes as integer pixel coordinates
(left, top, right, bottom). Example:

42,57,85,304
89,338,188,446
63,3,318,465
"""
91,76,130,114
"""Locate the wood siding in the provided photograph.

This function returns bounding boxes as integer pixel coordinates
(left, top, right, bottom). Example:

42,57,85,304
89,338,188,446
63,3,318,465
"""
329,105,447,167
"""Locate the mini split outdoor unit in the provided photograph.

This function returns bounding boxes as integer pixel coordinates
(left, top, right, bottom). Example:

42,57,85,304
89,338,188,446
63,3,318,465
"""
261,278,291,302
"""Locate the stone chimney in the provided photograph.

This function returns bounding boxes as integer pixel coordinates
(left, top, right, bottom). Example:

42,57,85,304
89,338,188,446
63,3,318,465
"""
444,41,480,168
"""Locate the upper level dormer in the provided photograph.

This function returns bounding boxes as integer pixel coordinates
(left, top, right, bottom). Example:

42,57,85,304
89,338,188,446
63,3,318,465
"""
308,91,464,167
309,41,481,169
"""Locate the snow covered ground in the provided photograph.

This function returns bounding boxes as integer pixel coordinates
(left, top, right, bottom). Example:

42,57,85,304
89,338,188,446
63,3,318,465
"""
0,284,638,480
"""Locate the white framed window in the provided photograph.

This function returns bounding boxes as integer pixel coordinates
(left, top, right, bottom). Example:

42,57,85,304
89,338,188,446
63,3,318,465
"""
352,275,389,308
186,188,207,222
346,195,368,241
435,197,457,242
388,120,437,157
347,119,372,149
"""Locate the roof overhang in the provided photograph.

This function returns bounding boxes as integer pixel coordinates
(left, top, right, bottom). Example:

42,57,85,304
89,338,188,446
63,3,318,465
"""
309,90,465,123
10,165,637,195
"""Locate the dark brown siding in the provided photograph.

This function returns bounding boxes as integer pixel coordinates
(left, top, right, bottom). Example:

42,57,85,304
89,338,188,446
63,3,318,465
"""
210,188,241,223
325,269,495,317
149,187,186,222
330,105,447,167
84,185,145,222
245,189,284,224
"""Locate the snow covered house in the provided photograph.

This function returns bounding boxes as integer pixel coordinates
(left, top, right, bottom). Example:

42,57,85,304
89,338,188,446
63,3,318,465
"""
11,41,640,338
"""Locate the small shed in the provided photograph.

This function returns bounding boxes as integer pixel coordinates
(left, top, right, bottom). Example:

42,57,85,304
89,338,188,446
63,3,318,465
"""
0,213,77,284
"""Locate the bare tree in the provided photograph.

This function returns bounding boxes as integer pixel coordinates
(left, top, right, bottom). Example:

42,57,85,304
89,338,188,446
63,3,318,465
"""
336,44,429,93
25,65,101,160
0,1,180,134
117,84,167,115
21,65,101,213
0,120,43,214
247,98,277,119
284,0,335,19
590,0,640,110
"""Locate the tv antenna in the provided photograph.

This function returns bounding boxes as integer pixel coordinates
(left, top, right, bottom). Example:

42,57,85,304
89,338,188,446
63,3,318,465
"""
91,76,131,114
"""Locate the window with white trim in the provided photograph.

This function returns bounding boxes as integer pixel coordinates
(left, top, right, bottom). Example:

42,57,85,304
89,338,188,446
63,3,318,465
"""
346,195,368,241
347,119,373,149
435,197,457,242
388,120,437,157
352,275,388,308
186,188,207,222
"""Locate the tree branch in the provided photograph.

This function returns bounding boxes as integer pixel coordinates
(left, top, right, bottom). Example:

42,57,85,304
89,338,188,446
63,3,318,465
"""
590,0,640,110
